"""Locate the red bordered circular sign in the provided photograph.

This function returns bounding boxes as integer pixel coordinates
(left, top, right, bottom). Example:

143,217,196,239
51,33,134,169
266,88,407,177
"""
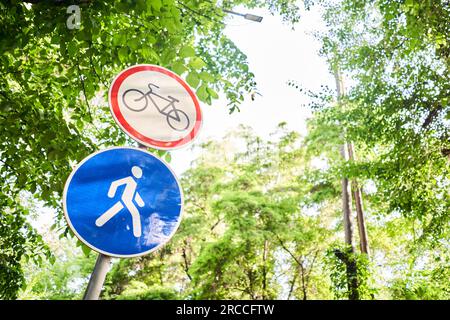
109,64,202,150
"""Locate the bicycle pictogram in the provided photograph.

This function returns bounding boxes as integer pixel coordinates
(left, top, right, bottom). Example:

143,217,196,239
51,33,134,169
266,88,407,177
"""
122,83,190,131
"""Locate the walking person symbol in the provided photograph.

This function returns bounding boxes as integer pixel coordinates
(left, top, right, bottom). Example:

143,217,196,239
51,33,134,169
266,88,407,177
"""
95,166,145,237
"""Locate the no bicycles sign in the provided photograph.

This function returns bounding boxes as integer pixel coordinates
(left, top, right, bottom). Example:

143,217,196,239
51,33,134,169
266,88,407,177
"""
109,64,202,150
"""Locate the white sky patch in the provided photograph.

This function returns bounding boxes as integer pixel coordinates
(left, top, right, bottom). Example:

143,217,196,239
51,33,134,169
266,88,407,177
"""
170,5,334,175
363,179,377,195
311,157,329,171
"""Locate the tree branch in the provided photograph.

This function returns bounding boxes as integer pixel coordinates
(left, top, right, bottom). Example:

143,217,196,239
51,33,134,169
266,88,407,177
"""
181,242,192,281
422,103,443,129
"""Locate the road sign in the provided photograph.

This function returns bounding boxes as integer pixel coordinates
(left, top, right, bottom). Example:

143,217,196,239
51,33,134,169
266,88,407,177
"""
63,147,183,258
109,64,202,150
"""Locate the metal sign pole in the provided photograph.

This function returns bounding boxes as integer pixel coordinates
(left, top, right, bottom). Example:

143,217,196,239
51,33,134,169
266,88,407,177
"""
83,253,112,300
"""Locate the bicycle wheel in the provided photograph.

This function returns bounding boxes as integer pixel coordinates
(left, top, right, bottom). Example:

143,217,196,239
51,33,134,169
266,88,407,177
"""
166,109,190,131
122,89,148,112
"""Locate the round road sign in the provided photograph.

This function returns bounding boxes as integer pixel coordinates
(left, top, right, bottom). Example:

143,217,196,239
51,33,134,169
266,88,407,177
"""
109,64,202,150
63,147,183,258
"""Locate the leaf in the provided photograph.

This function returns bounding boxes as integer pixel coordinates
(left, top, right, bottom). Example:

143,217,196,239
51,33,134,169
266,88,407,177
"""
29,182,36,194
179,45,195,58
81,243,91,257
157,150,166,157
118,47,128,63
151,0,162,12
186,72,200,88
165,153,172,163
136,0,146,12
51,34,60,45
165,19,178,34
141,47,159,61
196,84,209,102
189,57,206,70
113,33,125,46
147,35,157,44
129,38,140,50
207,87,219,99
67,41,77,57
199,71,215,83
172,61,187,75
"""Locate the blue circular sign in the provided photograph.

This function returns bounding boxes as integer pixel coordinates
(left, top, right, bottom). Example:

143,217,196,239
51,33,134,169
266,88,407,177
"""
63,147,183,258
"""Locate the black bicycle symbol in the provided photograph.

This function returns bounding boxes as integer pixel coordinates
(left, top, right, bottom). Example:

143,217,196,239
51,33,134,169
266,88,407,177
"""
122,83,190,131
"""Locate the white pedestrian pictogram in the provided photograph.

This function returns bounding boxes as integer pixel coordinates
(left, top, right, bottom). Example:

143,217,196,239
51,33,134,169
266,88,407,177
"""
95,166,145,237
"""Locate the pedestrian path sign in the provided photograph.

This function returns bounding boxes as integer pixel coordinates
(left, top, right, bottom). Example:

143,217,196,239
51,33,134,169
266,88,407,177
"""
63,147,183,258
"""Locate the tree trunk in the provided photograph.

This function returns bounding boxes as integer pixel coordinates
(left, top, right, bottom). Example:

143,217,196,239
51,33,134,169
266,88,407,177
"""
340,143,355,249
334,69,355,251
347,142,370,257
353,184,370,256
287,272,297,300
334,68,359,299
334,249,359,300
262,240,268,299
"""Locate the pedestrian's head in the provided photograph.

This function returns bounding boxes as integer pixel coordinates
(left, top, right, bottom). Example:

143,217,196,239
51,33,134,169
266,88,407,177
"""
132,166,143,179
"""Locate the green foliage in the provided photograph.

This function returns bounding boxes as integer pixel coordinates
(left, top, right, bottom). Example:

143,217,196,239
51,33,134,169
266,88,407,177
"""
98,125,335,300
312,0,450,241
19,235,96,300
390,266,450,300
3,0,449,301
0,0,300,298
117,282,180,300
299,0,450,299
17,123,450,300
325,245,375,300
0,195,51,299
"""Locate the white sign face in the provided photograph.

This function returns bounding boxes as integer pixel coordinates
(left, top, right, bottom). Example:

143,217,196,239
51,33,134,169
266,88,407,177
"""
109,65,202,150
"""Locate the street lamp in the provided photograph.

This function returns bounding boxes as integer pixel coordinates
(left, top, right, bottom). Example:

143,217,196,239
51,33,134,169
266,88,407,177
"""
222,9,263,22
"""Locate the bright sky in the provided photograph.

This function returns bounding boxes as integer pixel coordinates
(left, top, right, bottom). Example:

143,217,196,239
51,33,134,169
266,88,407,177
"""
170,4,334,175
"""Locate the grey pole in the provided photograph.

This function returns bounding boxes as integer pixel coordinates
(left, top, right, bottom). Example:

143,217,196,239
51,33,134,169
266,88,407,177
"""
83,253,112,300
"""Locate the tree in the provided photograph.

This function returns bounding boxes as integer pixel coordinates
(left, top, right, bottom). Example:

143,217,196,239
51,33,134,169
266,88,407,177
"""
288,0,450,299
98,125,335,300
19,235,95,300
0,0,301,298
0,197,50,299
315,0,450,238
19,123,449,299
